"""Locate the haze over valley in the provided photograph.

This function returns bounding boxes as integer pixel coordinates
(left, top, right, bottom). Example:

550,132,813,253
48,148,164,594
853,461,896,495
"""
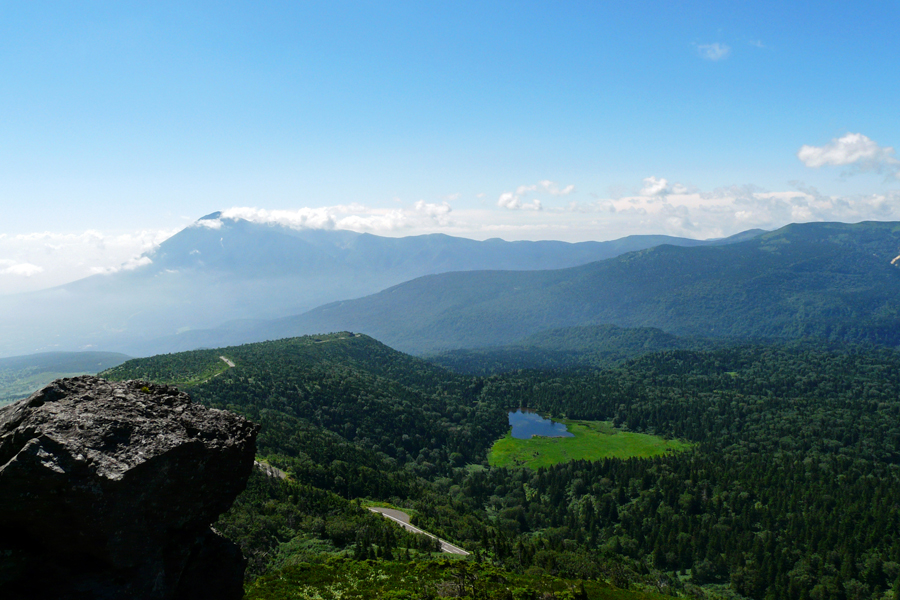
0,212,765,358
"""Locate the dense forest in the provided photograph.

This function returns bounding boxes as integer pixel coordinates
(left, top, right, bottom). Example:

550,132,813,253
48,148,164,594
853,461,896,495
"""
103,331,900,600
427,325,721,375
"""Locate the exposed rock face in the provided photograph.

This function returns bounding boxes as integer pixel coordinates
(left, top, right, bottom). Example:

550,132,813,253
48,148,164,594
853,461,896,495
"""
0,375,259,600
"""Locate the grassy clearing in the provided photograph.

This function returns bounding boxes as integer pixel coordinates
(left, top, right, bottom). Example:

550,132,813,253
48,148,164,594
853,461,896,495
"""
488,418,691,469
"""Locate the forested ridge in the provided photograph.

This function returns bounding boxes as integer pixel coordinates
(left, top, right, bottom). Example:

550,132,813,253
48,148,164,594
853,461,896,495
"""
275,221,900,355
103,333,900,600
427,325,721,375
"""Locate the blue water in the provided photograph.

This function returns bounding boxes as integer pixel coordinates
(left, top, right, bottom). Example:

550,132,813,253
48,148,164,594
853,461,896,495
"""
508,409,574,439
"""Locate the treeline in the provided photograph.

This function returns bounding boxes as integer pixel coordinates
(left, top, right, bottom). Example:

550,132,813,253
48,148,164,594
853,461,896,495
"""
104,334,900,599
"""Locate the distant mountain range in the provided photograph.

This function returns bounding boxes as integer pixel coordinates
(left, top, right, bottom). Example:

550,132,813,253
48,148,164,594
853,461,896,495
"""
0,212,760,357
209,221,900,354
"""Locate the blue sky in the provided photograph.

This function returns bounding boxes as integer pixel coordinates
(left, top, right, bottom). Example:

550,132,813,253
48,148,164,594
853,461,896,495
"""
2,1,899,292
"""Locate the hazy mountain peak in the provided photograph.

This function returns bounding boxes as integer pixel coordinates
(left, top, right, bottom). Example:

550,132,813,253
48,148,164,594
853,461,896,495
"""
0,216,765,358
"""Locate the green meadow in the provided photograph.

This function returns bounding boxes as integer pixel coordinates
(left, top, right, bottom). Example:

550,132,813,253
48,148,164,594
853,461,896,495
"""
488,418,691,469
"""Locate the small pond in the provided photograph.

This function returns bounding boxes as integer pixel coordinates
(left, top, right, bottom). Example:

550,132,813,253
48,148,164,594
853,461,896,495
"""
508,409,574,439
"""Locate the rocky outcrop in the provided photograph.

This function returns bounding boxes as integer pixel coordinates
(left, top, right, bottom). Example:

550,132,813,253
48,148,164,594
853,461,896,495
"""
0,375,259,600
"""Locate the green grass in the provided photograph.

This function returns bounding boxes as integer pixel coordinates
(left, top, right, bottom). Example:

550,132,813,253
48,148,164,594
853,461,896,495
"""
488,418,692,469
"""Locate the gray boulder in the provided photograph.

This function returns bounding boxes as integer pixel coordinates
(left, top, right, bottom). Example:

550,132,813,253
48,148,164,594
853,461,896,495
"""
0,375,259,599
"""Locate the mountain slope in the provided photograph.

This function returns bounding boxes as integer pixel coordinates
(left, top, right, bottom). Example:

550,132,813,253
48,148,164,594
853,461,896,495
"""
0,214,759,358
99,332,900,599
102,332,505,472
0,351,131,406
427,325,717,375
257,221,900,354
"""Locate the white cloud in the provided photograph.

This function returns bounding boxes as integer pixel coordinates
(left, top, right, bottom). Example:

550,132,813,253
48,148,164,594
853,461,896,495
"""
194,218,223,230
559,177,900,240
91,256,153,275
219,206,338,230
797,133,899,176
640,176,670,196
697,43,731,61
498,192,542,211
638,176,691,197
0,228,176,294
3,168,899,295
497,192,517,209
414,200,453,224
538,180,576,196
0,260,44,277
497,180,574,210
331,210,410,232
212,202,458,235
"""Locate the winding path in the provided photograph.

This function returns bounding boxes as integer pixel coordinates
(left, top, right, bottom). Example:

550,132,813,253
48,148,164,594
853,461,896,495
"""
368,507,469,555
252,467,467,555
254,460,289,480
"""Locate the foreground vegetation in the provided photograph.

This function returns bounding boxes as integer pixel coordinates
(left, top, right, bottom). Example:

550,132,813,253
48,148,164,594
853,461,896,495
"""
488,419,691,469
104,332,900,600
245,558,675,600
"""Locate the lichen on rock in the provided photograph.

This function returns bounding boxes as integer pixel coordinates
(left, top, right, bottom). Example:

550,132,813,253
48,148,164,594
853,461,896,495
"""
0,375,259,600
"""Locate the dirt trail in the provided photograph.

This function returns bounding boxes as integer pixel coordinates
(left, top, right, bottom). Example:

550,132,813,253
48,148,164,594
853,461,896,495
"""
313,333,361,344
368,507,469,555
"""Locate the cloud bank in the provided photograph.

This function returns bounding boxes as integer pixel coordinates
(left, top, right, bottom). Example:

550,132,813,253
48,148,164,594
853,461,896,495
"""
0,259,44,277
206,176,900,245
560,180,900,240
3,167,898,294
0,228,176,295
214,200,455,234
